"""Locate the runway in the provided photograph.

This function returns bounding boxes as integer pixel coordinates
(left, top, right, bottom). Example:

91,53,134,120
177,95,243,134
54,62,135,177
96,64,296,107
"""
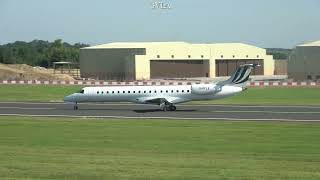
0,102,319,121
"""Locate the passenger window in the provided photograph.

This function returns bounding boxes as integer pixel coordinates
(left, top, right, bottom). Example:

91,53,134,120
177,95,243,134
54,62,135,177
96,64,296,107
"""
128,91,130,93
149,90,151,93
107,91,109,94
182,90,184,93
166,90,168,93
171,90,173,93
117,91,120,93
187,90,190,93
97,91,99,94
176,90,179,93
101,91,104,94
133,91,135,93
160,90,163,93
154,90,157,93
144,91,146,93
139,91,141,93
123,91,125,93
112,91,114,94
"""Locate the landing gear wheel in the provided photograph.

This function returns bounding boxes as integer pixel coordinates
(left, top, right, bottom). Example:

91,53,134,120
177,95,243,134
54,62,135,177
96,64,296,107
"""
169,105,176,111
167,105,176,111
160,103,176,111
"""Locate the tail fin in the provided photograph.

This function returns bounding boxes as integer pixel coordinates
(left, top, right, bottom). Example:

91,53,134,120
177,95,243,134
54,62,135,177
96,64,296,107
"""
217,64,260,86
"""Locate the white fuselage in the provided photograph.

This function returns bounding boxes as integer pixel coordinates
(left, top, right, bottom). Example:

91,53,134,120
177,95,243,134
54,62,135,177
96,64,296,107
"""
64,84,243,104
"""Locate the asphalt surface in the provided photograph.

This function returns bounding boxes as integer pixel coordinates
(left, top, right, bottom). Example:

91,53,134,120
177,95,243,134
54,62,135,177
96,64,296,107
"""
0,102,319,121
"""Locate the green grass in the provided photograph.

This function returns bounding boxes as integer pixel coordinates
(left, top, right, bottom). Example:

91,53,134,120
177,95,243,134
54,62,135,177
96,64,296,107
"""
0,85,319,105
198,87,320,105
0,85,82,102
1,117,320,179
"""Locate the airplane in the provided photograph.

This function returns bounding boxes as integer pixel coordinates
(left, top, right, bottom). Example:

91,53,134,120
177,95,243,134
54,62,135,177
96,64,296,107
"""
64,64,260,111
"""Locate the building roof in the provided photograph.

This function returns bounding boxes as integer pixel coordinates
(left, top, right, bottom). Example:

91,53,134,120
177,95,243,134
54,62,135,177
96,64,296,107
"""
82,41,263,50
297,40,320,47
82,42,189,49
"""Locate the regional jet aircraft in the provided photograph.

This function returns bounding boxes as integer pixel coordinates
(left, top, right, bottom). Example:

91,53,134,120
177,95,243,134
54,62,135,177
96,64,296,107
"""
64,64,259,111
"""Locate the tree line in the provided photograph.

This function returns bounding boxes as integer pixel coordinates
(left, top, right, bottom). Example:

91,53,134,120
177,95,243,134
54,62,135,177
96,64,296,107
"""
0,39,291,68
266,48,292,60
0,39,89,67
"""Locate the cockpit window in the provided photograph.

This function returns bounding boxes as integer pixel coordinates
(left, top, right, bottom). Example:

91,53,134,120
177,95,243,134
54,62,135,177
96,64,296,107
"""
76,89,84,94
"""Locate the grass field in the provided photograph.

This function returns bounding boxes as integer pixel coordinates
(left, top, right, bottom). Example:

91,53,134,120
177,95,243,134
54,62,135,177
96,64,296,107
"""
0,116,320,179
0,85,81,102
197,86,320,105
0,84,319,105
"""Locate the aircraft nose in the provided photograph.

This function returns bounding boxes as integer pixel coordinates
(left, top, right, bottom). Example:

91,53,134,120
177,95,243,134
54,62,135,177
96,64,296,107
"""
64,94,75,102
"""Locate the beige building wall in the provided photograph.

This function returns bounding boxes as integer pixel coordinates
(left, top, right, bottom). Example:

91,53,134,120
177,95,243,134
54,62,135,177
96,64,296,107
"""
209,43,265,59
80,42,275,80
145,43,210,60
135,55,150,80
208,43,273,76
264,55,275,75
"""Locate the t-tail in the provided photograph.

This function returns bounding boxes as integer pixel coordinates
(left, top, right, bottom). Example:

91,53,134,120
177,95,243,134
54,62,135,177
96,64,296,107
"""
216,64,260,87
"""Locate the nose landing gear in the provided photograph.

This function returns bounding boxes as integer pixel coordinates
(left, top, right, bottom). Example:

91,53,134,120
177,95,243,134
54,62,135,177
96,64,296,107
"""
73,102,78,110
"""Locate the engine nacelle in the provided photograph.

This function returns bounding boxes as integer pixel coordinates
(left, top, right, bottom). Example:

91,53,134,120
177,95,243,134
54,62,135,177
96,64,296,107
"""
191,84,218,95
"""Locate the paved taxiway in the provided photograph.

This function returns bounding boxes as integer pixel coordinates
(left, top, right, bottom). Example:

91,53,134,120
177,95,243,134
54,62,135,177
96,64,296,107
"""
0,102,319,121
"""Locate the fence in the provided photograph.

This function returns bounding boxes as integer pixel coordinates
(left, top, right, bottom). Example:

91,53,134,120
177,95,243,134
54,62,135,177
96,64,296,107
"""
0,80,319,87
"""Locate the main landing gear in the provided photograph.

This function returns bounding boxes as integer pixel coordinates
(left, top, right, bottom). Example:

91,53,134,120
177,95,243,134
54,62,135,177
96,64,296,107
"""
73,102,78,110
167,105,176,111
160,102,176,111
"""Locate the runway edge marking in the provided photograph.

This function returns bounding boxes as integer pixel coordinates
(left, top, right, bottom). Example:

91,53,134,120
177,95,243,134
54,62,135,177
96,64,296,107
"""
0,114,319,122
0,102,320,109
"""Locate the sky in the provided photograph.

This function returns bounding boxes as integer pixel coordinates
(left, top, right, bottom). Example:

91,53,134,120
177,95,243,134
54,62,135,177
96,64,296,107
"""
0,0,320,48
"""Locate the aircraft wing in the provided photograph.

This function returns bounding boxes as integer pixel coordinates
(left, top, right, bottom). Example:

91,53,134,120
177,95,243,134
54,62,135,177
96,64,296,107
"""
139,96,189,105
145,97,170,105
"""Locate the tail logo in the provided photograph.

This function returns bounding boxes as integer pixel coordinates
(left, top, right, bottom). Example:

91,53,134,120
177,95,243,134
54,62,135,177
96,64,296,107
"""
230,64,259,84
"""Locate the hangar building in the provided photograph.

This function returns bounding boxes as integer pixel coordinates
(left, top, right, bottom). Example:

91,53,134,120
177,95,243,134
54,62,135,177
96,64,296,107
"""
289,40,320,80
80,42,274,80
